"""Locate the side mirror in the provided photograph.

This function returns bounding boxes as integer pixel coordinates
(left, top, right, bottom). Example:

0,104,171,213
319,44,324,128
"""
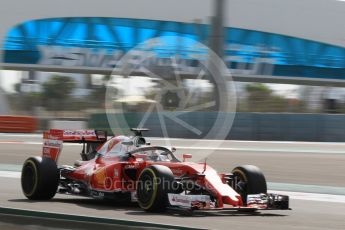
183,154,192,162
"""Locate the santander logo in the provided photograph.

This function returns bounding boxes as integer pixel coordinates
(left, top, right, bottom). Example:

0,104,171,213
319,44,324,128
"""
171,168,183,175
171,195,190,204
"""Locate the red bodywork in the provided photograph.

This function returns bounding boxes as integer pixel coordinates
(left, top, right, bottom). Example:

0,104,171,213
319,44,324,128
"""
43,129,244,209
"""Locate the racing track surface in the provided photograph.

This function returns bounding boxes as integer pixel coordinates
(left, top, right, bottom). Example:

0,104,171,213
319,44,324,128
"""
0,134,345,229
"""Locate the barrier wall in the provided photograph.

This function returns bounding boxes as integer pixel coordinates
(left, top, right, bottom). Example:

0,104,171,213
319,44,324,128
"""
0,116,38,133
88,112,345,142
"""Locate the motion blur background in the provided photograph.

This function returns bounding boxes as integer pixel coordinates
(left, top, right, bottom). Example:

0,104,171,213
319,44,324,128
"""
1,0,345,141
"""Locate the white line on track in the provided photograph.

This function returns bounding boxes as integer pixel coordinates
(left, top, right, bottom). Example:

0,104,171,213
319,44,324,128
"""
1,141,345,154
174,146,345,154
0,171,21,178
0,133,41,137
149,138,345,145
2,133,345,146
0,141,80,146
269,190,345,204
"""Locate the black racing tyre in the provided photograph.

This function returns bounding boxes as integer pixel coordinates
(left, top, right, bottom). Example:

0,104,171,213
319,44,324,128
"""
21,157,59,200
136,165,174,212
231,165,267,204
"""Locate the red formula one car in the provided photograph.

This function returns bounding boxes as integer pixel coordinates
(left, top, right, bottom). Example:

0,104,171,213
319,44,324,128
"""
21,128,289,213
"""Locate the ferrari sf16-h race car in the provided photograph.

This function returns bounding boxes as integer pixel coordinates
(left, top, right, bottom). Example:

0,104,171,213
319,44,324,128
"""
21,128,290,214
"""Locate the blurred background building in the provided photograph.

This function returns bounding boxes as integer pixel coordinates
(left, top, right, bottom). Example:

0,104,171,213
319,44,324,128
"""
1,0,345,140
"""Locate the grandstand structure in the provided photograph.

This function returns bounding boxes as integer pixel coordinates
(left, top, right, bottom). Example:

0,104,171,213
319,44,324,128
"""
1,0,345,85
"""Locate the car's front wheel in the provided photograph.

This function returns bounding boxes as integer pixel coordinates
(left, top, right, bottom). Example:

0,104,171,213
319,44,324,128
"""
21,156,59,200
136,165,174,212
231,165,267,205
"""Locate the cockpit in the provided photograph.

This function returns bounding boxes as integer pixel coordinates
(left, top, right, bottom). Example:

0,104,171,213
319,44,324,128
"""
97,136,134,157
97,136,179,162
126,146,179,162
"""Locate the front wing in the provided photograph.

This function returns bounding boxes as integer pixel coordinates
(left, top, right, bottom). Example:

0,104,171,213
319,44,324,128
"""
167,193,290,214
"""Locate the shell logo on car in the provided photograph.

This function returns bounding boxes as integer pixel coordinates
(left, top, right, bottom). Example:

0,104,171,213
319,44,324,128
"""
94,168,107,187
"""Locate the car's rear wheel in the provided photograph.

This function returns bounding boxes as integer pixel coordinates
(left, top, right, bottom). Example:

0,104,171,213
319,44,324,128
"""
21,157,59,200
231,165,267,205
136,165,174,212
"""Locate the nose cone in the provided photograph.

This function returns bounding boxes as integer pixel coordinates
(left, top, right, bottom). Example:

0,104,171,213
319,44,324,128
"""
202,168,242,206
179,162,243,206
187,165,242,206
222,194,243,207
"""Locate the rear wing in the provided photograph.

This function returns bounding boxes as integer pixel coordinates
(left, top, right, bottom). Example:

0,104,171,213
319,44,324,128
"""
43,129,107,143
42,129,107,161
